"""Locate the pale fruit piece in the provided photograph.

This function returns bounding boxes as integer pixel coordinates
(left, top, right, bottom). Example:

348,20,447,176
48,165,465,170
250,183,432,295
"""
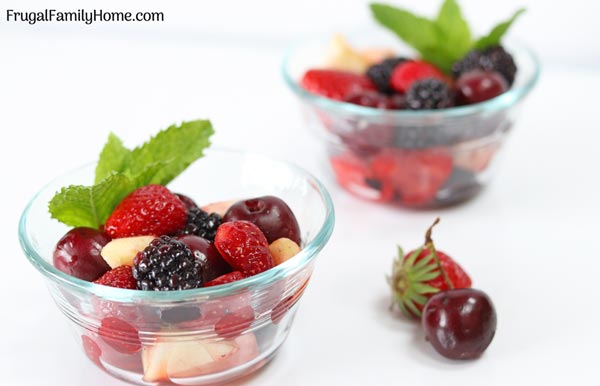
453,142,500,172
201,200,236,217
141,334,259,382
269,238,301,266
359,48,396,66
323,34,369,74
101,235,154,268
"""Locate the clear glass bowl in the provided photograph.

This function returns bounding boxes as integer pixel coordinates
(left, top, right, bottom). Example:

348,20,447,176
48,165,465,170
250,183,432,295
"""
282,30,540,208
18,149,335,386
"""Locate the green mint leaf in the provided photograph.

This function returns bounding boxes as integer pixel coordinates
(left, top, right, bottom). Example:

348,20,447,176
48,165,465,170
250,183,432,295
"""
49,174,134,228
49,119,214,229
370,3,438,55
94,133,131,183
474,8,526,50
435,0,472,64
127,120,214,186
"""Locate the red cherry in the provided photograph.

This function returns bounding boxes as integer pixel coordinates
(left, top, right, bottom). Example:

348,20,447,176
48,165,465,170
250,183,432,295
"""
223,196,301,245
456,70,508,105
177,235,232,282
53,227,111,281
422,288,497,359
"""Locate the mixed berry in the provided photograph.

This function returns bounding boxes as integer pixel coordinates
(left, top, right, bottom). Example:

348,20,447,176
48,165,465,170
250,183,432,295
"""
389,218,497,360
53,190,303,291
47,122,309,382
295,0,525,207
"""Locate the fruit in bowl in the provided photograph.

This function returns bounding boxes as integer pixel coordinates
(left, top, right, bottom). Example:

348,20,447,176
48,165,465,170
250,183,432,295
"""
19,120,334,385
283,0,539,208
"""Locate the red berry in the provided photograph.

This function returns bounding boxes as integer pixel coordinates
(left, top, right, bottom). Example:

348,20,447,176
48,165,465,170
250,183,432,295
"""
81,335,104,369
422,288,496,359
389,219,472,318
104,185,187,238
301,69,376,101
98,317,141,354
390,60,446,93
214,221,274,276
53,227,111,281
214,305,255,338
223,197,301,245
94,265,137,289
370,148,453,206
177,235,232,282
204,271,246,287
456,70,508,105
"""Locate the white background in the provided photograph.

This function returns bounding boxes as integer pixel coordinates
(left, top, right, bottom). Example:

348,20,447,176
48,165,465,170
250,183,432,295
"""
1,1,599,385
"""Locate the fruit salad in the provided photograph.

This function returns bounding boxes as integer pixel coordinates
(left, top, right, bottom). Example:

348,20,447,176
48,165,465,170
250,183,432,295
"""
45,121,314,384
287,0,536,208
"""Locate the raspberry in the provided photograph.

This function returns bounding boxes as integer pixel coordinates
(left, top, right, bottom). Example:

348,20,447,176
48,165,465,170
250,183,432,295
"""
390,60,446,93
94,266,137,289
214,221,274,277
366,57,407,94
452,46,517,85
301,69,376,101
132,236,203,291
205,271,246,287
178,207,222,241
406,78,454,110
104,185,187,238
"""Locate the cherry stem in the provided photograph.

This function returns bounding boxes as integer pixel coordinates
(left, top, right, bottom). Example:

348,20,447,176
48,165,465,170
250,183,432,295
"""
425,218,454,290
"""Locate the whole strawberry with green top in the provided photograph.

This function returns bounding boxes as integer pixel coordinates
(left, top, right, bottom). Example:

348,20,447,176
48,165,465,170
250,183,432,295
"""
388,218,471,318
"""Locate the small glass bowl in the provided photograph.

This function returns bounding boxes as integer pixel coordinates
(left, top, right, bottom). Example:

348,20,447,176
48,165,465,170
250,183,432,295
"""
283,30,540,208
18,149,334,386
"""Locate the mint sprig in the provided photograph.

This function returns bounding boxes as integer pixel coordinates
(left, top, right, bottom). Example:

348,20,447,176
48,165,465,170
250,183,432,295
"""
49,120,214,228
370,0,525,73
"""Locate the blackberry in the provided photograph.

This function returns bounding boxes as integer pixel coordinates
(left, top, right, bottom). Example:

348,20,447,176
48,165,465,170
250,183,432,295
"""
452,46,517,85
132,236,204,291
406,79,453,110
179,207,222,241
366,57,407,94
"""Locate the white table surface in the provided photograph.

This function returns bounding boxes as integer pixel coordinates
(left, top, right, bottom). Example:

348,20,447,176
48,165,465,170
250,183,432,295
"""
2,11,600,386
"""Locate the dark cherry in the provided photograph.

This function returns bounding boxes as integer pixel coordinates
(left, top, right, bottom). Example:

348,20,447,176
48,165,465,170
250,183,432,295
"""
175,193,199,210
422,288,497,360
456,70,508,105
177,235,231,282
344,90,405,110
223,196,301,245
53,227,111,281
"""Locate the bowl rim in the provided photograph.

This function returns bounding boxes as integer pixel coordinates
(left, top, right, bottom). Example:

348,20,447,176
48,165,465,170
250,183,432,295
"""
281,34,541,118
18,147,335,302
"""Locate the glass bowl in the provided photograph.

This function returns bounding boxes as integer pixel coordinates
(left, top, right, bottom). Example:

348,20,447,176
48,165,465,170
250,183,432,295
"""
282,30,540,208
18,148,335,386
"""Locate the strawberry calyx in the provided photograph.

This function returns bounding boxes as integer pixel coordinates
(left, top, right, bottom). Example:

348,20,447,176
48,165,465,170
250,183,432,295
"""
388,218,451,318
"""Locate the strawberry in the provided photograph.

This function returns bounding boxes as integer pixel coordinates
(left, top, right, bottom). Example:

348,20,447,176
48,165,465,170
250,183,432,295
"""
390,60,446,93
301,69,376,101
388,218,472,318
370,148,453,206
81,335,104,369
94,265,137,289
205,271,246,287
214,221,274,277
98,317,141,354
104,184,187,238
214,306,255,338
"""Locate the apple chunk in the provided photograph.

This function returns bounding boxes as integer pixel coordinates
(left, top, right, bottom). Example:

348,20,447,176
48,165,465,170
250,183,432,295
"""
101,235,154,268
142,334,259,382
201,200,236,217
